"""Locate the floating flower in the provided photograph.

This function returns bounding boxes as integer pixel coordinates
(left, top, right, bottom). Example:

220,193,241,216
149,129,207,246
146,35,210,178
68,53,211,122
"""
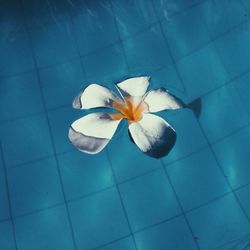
69,76,184,158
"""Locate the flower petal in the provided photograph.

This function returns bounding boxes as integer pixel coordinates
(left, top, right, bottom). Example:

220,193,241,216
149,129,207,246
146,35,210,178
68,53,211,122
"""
68,128,110,154
69,113,123,154
128,114,176,158
73,84,123,109
116,76,150,97
144,88,184,112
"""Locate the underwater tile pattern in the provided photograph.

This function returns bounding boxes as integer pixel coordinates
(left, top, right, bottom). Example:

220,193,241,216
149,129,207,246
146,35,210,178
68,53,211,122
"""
123,24,173,74
72,0,119,56
39,59,85,109
8,157,64,217
58,150,114,200
167,147,230,211
186,194,250,249
0,30,35,77
236,184,250,218
199,81,250,143
111,0,157,39
0,72,44,122
68,187,130,249
0,220,16,250
161,1,211,61
135,216,197,250
97,236,136,250
0,114,54,167
0,169,10,221
1,0,250,249
212,126,250,189
119,168,181,231
14,205,76,250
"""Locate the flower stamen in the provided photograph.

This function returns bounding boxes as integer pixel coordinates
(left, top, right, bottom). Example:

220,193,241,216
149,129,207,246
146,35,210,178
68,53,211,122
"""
112,97,148,122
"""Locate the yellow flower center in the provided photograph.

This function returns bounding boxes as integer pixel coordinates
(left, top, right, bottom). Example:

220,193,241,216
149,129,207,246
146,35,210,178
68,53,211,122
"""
112,97,148,122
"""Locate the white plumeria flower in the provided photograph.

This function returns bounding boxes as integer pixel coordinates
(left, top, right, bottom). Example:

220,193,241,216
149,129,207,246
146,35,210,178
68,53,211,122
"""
69,76,184,158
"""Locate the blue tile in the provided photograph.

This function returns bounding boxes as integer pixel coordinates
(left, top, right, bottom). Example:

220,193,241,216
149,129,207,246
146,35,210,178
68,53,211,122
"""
0,114,54,167
0,72,43,122
150,64,185,93
216,235,250,250
161,2,210,60
199,83,250,143
72,0,119,55
58,150,114,200
233,71,250,115
82,44,128,85
0,169,10,221
111,0,157,39
162,109,208,164
236,185,250,219
30,22,78,68
69,188,130,249
48,106,81,154
97,237,136,250
187,194,250,249
123,24,172,75
108,130,162,183
135,216,197,250
14,205,75,250
0,150,3,170
177,43,229,100
215,21,250,79
212,126,250,189
242,0,250,13
8,157,64,217
0,31,35,77
167,148,230,211
22,0,74,29
119,169,181,231
0,1,25,35
204,0,247,39
39,59,85,109
153,0,203,17
0,220,16,250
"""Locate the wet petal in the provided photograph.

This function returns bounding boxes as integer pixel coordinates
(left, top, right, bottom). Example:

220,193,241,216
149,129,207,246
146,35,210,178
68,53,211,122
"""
129,114,176,158
144,88,184,112
69,113,123,154
68,128,110,154
73,84,123,109
116,76,150,97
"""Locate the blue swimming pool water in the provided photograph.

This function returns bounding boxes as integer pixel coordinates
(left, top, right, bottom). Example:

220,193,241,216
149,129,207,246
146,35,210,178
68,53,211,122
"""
1,0,250,249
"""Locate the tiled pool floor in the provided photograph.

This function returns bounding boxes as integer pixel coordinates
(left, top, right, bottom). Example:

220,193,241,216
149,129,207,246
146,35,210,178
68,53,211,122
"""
1,0,250,249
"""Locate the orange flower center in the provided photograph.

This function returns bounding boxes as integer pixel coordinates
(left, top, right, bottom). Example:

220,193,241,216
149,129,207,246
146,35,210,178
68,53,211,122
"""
112,97,148,122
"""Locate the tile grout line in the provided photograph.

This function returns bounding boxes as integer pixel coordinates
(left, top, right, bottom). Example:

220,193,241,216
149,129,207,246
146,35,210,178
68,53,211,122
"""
1,8,248,83
18,1,78,249
194,117,250,225
2,62,250,127
150,0,187,94
1,0,248,230
106,148,139,250
104,1,140,248
1,2,249,249
159,159,201,250
151,0,250,232
151,0,212,246
108,0,131,74
0,143,249,240
0,142,18,250
91,234,132,250
68,12,88,85
2,123,250,216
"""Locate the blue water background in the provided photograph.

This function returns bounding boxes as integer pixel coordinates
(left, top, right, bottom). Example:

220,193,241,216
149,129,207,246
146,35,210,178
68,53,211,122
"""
1,0,250,249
